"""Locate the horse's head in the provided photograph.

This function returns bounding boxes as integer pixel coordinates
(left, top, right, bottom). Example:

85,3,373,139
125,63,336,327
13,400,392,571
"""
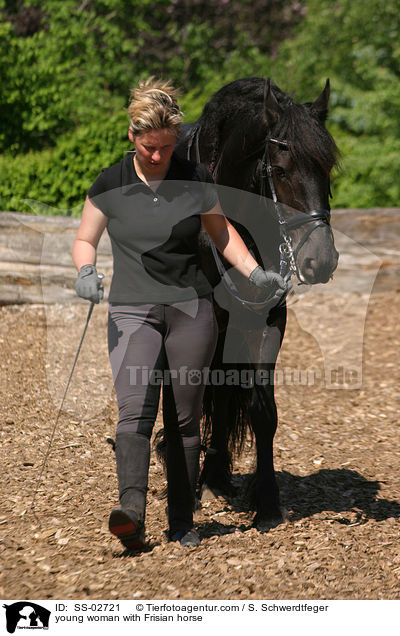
260,78,339,284
199,77,340,285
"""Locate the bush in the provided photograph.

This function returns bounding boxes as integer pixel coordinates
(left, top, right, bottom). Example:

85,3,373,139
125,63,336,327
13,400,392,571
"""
2,0,399,211
0,109,129,214
331,129,400,208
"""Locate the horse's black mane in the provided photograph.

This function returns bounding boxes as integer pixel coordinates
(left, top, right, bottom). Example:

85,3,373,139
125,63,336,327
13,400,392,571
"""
197,77,339,178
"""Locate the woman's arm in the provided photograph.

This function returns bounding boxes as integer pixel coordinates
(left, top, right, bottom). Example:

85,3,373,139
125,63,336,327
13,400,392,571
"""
72,196,108,271
201,201,291,299
201,201,259,278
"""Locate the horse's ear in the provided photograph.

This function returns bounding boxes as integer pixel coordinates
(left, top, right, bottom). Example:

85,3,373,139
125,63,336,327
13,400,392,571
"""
311,79,330,123
264,78,282,129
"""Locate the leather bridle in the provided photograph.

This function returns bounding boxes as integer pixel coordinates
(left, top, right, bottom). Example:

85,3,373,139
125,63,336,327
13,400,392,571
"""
261,136,332,282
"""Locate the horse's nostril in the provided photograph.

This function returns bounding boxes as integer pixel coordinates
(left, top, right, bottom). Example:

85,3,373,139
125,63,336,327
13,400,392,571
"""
303,258,315,273
301,256,336,284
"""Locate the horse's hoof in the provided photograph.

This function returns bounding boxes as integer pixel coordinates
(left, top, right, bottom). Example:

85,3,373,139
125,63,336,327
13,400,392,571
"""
200,482,237,501
253,507,287,532
200,485,224,501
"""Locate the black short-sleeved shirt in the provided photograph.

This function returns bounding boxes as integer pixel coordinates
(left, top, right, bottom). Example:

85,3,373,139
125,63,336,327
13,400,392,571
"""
88,151,218,303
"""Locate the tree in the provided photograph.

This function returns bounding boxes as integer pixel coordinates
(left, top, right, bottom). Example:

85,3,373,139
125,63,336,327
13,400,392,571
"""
0,0,305,153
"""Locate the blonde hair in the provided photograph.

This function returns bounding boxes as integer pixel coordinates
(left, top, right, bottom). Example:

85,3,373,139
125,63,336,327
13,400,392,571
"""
128,77,183,137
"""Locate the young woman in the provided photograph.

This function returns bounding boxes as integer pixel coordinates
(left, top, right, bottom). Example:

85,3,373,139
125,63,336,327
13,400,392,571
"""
72,77,289,551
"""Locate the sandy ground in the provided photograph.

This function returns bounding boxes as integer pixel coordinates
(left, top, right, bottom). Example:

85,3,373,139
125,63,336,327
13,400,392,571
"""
1,279,399,600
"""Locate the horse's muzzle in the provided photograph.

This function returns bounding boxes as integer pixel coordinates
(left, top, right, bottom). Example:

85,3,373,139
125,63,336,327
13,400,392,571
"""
300,249,339,284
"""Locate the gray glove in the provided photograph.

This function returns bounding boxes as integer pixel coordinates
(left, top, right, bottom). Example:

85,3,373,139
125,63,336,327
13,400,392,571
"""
248,266,292,305
75,264,104,304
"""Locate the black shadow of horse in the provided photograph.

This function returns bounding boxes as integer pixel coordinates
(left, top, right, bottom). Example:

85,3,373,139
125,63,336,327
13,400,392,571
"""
198,468,400,538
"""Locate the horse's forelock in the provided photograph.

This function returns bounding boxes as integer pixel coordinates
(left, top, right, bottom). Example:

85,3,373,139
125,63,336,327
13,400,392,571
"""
270,100,339,174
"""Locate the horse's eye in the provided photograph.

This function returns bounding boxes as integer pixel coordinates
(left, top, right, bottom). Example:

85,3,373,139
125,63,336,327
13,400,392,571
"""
273,166,286,180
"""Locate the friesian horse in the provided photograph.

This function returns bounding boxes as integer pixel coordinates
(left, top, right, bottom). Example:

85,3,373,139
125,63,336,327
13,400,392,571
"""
174,77,339,529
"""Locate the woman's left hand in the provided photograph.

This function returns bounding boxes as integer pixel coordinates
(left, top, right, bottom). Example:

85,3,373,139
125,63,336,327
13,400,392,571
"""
248,266,292,300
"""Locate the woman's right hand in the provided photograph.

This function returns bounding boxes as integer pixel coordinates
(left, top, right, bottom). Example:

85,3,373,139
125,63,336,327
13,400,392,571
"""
75,264,104,303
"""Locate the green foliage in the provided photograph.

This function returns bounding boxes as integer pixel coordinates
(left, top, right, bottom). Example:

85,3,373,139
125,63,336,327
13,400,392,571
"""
0,109,129,214
0,0,302,154
1,0,399,211
273,0,400,136
0,0,170,152
272,0,400,207
331,128,400,208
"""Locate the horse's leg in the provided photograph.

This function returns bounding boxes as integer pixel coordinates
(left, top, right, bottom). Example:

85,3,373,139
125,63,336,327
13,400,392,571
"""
249,376,281,527
249,303,287,529
199,383,238,498
199,315,247,499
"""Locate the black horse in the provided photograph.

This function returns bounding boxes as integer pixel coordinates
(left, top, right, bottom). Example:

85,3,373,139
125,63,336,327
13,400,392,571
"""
174,77,339,529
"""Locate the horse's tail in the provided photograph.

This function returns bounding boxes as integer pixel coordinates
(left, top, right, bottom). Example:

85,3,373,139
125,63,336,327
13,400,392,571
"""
154,377,254,463
154,427,167,466
201,373,254,459
153,428,167,500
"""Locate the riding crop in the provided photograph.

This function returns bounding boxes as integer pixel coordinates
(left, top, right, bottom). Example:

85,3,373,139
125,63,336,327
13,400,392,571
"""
30,278,103,524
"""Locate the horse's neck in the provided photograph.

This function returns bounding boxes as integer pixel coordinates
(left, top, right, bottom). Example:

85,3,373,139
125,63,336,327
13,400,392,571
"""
178,125,281,272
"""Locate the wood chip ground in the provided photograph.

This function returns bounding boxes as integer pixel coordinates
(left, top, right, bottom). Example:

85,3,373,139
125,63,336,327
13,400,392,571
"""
1,284,399,599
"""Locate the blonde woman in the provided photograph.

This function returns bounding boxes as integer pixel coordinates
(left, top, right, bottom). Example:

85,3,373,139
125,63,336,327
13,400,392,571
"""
72,77,289,551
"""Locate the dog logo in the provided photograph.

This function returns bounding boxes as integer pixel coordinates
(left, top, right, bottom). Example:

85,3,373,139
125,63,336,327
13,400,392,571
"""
3,602,50,633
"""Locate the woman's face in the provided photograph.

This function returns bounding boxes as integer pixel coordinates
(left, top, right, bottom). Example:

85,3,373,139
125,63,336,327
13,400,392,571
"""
131,128,177,175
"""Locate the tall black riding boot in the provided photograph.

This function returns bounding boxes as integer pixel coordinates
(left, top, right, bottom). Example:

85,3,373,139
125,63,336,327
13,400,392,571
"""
167,438,201,546
163,381,201,547
108,431,150,551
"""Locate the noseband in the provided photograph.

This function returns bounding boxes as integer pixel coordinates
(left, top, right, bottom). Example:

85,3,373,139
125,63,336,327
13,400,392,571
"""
262,136,332,282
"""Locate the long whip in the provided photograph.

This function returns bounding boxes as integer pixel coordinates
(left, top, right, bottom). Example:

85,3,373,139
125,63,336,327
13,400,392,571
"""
30,298,97,524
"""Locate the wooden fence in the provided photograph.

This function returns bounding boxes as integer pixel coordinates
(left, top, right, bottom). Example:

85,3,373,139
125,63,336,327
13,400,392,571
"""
1,208,399,304
0,212,112,304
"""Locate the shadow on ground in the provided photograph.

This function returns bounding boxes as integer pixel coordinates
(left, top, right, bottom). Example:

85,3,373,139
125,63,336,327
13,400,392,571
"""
223,468,400,524
112,468,400,551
